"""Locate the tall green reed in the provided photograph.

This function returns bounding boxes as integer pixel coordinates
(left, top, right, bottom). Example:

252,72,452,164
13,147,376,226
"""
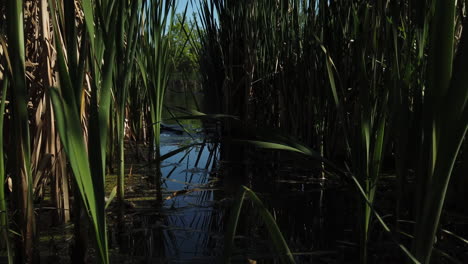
411,0,468,262
5,0,36,261
198,0,467,263
114,0,143,202
47,0,124,261
140,0,180,158
319,3,394,261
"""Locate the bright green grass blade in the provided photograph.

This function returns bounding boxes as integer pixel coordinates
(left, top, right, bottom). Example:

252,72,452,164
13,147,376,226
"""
232,139,314,156
230,139,337,171
321,44,340,109
81,0,95,50
96,2,118,174
47,1,108,262
49,88,108,264
105,186,117,210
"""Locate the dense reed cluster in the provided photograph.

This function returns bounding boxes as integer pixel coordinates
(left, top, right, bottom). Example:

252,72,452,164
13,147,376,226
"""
198,0,467,263
0,0,183,263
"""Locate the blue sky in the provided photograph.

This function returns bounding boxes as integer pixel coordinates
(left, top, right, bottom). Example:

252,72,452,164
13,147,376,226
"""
176,0,200,17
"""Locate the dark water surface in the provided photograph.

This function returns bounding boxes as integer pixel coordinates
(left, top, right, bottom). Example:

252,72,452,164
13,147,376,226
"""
33,125,468,264
34,125,468,263
105,128,357,264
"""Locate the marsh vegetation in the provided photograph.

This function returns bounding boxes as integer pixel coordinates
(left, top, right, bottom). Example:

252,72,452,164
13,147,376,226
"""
0,0,467,263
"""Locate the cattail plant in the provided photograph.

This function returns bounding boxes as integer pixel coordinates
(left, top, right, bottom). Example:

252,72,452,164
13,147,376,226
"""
141,0,177,157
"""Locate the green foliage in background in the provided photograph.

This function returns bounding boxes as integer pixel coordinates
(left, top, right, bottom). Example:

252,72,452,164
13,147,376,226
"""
168,13,201,78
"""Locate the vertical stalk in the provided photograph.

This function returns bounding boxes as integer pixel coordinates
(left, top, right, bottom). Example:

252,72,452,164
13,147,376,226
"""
116,0,126,201
141,0,178,197
115,0,143,202
413,0,467,262
5,0,36,262
117,117,125,200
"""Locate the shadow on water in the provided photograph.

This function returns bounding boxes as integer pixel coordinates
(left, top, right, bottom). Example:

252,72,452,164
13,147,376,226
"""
106,126,356,263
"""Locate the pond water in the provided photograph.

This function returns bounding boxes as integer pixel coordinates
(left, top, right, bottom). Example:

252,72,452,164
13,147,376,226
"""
105,127,359,264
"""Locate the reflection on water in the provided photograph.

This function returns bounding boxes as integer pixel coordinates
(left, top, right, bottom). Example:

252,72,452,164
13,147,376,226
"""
108,128,355,263
109,131,221,263
106,86,358,263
